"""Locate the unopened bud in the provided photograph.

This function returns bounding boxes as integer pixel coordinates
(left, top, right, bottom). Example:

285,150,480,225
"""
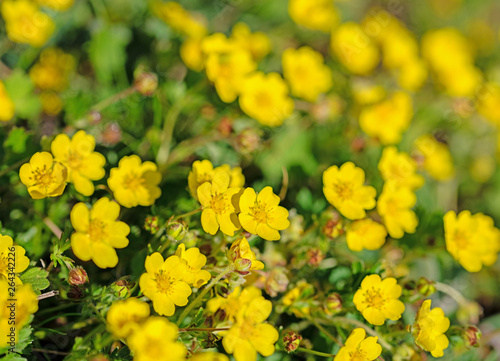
68,266,88,286
166,220,187,241
144,216,159,234
322,211,343,239
218,116,233,136
416,277,436,297
283,331,302,353
324,293,342,315
236,128,261,155
233,258,252,274
134,72,158,96
264,267,289,297
306,248,324,267
463,326,481,348
111,277,135,298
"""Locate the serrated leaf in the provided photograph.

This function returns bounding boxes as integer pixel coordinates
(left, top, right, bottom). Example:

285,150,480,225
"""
19,268,50,292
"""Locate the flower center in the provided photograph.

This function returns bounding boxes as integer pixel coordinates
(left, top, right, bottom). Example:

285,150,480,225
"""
210,192,229,214
250,201,270,224
155,270,172,294
364,288,386,309
348,348,368,361
68,150,82,170
255,91,272,109
88,219,107,242
453,231,469,248
123,172,144,191
334,181,353,201
31,165,55,188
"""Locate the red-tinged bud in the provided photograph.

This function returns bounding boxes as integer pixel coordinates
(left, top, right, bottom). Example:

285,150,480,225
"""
111,277,135,298
236,128,261,155
306,248,324,267
144,216,159,234
324,293,342,315
283,331,302,353
416,277,436,297
322,211,343,239
166,220,187,241
463,325,481,348
68,266,88,286
218,116,233,136
233,258,252,274
134,72,158,96
101,123,122,146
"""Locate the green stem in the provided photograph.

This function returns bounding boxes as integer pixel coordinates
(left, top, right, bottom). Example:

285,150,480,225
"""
179,327,230,332
330,317,393,352
176,266,233,327
310,318,342,346
296,347,335,358
0,157,29,178
92,87,136,113
434,282,468,307
174,208,202,221
156,98,186,170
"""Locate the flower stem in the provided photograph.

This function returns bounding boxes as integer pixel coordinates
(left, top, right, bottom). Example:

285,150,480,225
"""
92,86,136,112
296,347,335,358
176,266,232,327
179,327,230,332
434,282,468,307
174,208,202,221
0,157,29,178
310,318,342,346
330,316,393,352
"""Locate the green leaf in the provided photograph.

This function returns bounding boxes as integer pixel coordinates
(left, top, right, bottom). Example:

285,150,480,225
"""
190,307,206,328
3,69,41,119
5,127,30,154
19,268,50,292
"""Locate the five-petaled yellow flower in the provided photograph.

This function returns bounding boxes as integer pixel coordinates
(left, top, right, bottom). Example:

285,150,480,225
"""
323,162,376,220
378,146,424,190
19,152,67,199
70,197,130,269
411,299,450,358
106,297,150,339
346,219,387,252
0,235,30,285
175,244,212,288
139,252,192,316
238,186,290,241
334,328,382,361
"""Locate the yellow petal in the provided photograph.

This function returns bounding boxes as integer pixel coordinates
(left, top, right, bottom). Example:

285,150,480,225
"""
201,209,219,235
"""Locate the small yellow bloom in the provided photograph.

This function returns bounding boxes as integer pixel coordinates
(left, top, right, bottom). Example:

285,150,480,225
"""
139,252,192,316
217,164,245,188
353,274,405,325
127,316,187,361
378,146,424,190
476,82,500,126
239,186,290,241
334,328,382,361
29,48,75,92
397,58,428,92
175,244,211,287
191,353,229,361
282,280,314,317
227,237,265,272
359,91,413,145
323,162,376,220
198,171,241,236
108,155,162,208
39,91,64,115
152,1,206,39
188,160,244,200
351,81,386,105
346,219,387,252
239,72,294,127
289,0,339,33
70,198,130,269
377,182,418,239
230,22,271,61
180,37,205,72
0,235,30,284
35,0,74,11
207,286,262,323
282,46,332,103
444,210,500,272
414,135,455,181
0,80,15,121
19,152,67,199
51,130,106,196
411,300,450,358
106,298,150,339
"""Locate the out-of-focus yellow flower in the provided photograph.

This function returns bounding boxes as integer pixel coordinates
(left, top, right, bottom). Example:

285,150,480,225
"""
444,210,500,272
1,0,54,47
414,135,455,181
239,72,294,127
175,244,211,287
106,298,150,339
0,80,15,121
19,152,67,199
282,280,314,317
331,22,380,75
108,155,162,208
377,182,418,239
70,198,130,269
346,219,387,252
39,91,63,115
216,164,245,188
188,160,244,200
351,81,386,105
239,186,290,241
359,91,413,145
411,299,450,358
231,22,271,61
288,0,339,33
469,155,495,183
0,235,29,285
282,46,332,103
127,316,187,361
207,286,262,323
51,130,106,196
35,0,74,11
353,274,405,325
139,253,191,316
180,37,205,72
397,58,428,92
29,48,75,92
334,328,382,361
323,162,376,220
191,353,229,361
152,1,206,39
378,146,424,190
227,237,265,272
476,82,500,126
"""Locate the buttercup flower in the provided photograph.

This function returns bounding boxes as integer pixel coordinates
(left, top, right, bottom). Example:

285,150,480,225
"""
106,298,150,339
175,244,211,287
0,80,15,121
231,22,271,61
378,146,424,190
139,252,192,316
19,152,67,199
323,162,376,220
108,155,162,208
127,316,187,361
181,37,205,71
0,235,30,284
411,300,450,358
227,237,265,272
51,130,106,196
444,210,500,272
207,286,262,323
70,198,130,269
353,274,405,325
414,135,455,181
334,328,382,361
29,48,75,92
288,0,339,32
239,186,290,241
346,219,387,252
198,171,241,236
152,1,206,39
188,160,244,200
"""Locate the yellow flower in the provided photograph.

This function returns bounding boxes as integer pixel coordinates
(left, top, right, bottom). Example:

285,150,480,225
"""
1,0,54,47
0,235,30,285
198,171,241,236
397,58,428,92
353,274,405,325
444,210,500,272
378,146,424,190
175,244,211,287
106,298,150,339
230,22,271,61
152,1,206,39
127,316,187,361
411,300,450,358
0,280,38,347
221,293,279,361
414,135,455,181
108,155,162,208
19,152,68,199
346,219,387,252
288,0,339,33
0,80,15,121
51,130,106,196
39,91,63,115
331,22,380,75
377,182,418,239
139,252,192,316
359,91,413,145
188,160,244,200
322,162,376,220
239,186,290,241
191,353,229,361
227,237,265,272
282,46,332,103
216,164,245,188
207,286,262,323
351,81,386,105
35,0,74,11
334,328,382,361
239,72,294,127
180,37,205,72
476,82,500,126
70,198,130,268
282,280,314,317
29,48,75,92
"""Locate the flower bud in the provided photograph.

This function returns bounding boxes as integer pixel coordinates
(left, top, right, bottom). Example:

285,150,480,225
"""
134,72,158,96
324,293,342,315
264,268,289,297
306,248,324,267
463,325,481,348
226,237,264,273
111,277,135,298
322,211,343,239
283,331,302,353
233,258,252,274
235,128,261,155
68,266,88,286
166,220,187,241
416,277,436,297
144,216,159,234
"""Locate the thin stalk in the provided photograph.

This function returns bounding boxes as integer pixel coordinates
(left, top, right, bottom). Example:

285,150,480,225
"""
434,282,468,307
310,318,342,346
156,99,185,170
330,316,393,352
92,87,136,112
179,327,230,332
0,157,29,178
296,347,335,358
174,208,202,221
